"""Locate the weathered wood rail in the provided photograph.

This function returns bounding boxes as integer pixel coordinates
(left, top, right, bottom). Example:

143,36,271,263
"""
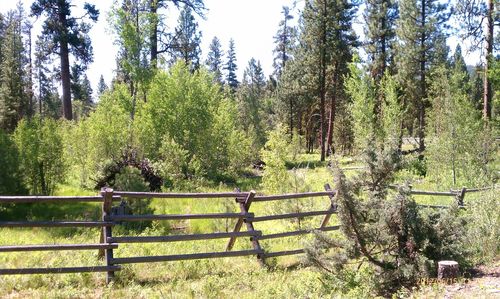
0,184,496,283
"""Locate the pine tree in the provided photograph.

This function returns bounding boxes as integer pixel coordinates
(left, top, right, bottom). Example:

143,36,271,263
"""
238,58,266,148
170,6,202,71
34,35,61,119
364,0,398,83
148,0,205,68
273,6,297,78
205,36,224,85
97,74,108,95
395,0,450,153
70,65,93,118
225,38,239,92
455,0,496,120
0,8,28,132
299,0,358,160
31,0,99,120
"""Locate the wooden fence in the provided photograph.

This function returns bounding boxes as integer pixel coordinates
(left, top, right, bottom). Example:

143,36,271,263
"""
0,184,495,283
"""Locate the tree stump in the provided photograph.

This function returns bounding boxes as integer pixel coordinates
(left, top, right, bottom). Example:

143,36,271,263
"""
438,260,459,279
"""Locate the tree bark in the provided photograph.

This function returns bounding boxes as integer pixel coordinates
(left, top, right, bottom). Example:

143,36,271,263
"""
58,6,72,120
319,0,327,162
483,0,493,120
150,0,158,69
418,0,427,153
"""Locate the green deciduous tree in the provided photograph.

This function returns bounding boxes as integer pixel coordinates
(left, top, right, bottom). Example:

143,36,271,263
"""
426,63,494,188
136,62,250,181
0,129,26,195
13,117,66,195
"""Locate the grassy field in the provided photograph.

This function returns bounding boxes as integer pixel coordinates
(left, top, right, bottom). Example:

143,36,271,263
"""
0,153,494,298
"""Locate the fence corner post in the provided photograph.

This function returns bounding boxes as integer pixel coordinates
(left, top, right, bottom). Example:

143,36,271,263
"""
100,187,115,284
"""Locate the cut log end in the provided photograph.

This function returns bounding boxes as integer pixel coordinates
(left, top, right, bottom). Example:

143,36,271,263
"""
437,260,459,279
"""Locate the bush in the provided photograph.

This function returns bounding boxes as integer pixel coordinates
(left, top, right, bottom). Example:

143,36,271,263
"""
0,129,25,195
63,84,132,188
13,117,66,195
113,166,153,231
464,190,500,264
306,141,468,296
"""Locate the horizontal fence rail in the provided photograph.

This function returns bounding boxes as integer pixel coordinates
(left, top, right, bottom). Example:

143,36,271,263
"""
0,184,496,284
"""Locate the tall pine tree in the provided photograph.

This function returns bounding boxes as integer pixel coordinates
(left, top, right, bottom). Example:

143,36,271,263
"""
273,6,297,78
205,36,224,84
225,38,239,92
170,6,202,71
300,0,358,160
31,0,99,120
395,0,449,153
0,7,29,132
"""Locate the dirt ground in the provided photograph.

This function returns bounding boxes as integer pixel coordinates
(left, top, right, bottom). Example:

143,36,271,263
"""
413,261,500,298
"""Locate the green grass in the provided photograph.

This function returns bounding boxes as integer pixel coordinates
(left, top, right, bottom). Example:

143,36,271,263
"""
0,153,494,298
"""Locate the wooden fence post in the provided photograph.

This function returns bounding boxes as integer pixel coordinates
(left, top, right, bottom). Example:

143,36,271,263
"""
456,187,466,206
319,184,337,228
101,188,115,284
226,190,265,266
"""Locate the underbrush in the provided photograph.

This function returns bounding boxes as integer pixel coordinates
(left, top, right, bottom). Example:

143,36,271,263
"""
0,152,497,297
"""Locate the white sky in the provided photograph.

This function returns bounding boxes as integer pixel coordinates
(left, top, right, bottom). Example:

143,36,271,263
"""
1,0,482,95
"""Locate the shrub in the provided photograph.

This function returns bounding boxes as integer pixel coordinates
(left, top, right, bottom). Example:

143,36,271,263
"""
13,117,66,195
306,141,468,296
63,84,133,188
464,190,500,264
113,166,153,231
0,129,25,195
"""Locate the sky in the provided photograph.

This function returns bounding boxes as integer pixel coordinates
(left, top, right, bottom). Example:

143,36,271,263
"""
0,0,482,96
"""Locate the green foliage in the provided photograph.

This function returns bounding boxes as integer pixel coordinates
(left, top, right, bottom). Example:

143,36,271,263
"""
170,6,202,71
346,58,376,151
306,142,468,296
113,166,153,231
13,117,66,195
0,129,25,194
0,7,29,131
426,65,495,188
346,60,403,152
261,125,293,193
136,62,250,185
205,36,224,85
464,190,500,264
225,39,239,91
63,84,132,188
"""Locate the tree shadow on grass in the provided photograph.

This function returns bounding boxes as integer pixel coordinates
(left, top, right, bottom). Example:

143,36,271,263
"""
0,202,102,238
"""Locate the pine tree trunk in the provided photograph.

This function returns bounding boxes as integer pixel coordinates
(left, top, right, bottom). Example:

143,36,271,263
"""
483,0,493,120
319,0,327,162
418,0,426,153
58,8,72,120
150,1,158,69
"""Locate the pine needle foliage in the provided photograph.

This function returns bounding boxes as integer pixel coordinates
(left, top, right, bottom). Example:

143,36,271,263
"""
306,140,469,296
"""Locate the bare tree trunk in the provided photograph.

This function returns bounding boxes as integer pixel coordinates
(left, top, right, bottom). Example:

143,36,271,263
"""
483,0,493,120
418,0,427,154
58,8,72,120
27,23,34,118
319,0,327,162
150,0,158,69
